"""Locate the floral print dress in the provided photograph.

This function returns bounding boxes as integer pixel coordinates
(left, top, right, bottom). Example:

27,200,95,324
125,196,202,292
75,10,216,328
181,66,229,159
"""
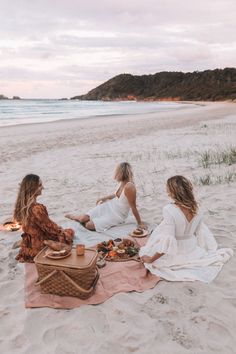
16,203,74,263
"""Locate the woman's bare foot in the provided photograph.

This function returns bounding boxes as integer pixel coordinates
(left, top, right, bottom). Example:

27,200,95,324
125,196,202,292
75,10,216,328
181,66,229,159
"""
65,214,77,221
65,214,90,224
85,220,96,231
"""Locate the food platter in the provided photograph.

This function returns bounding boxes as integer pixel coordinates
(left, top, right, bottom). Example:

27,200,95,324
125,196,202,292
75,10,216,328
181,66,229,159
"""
45,248,71,260
96,238,140,262
106,253,140,262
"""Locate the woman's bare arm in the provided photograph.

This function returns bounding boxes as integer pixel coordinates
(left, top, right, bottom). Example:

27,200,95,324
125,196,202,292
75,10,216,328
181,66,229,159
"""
124,183,146,228
96,193,115,205
141,253,164,263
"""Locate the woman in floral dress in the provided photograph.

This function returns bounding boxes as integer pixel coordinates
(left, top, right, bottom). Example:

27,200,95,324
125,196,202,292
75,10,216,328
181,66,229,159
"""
14,174,74,263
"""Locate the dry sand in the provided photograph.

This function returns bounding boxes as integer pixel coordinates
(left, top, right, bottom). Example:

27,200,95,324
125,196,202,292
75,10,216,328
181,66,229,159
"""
0,102,236,354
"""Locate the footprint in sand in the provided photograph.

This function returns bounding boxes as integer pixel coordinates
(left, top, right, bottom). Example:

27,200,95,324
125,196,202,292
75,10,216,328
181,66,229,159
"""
11,334,29,350
206,322,233,350
183,286,198,296
149,293,168,305
0,310,10,318
190,315,207,324
191,305,204,313
226,298,236,308
171,327,195,350
142,294,169,318
42,327,57,343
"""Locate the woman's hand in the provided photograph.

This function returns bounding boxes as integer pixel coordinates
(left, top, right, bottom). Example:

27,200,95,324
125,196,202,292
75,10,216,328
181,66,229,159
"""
65,228,74,237
96,198,105,205
96,194,115,205
141,255,153,264
64,228,74,243
138,222,147,230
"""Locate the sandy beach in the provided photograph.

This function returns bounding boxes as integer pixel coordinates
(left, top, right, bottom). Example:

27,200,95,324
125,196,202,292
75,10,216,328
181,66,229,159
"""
0,102,236,354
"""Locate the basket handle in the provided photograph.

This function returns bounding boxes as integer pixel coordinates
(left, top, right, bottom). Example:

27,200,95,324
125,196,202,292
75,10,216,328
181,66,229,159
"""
60,268,99,295
35,269,58,286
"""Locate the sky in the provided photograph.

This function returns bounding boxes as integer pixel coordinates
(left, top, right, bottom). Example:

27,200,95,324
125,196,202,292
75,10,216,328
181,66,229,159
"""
0,0,235,99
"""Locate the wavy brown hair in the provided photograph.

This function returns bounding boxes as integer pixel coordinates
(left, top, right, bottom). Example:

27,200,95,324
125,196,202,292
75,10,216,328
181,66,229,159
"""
167,175,198,215
13,174,41,226
114,162,134,182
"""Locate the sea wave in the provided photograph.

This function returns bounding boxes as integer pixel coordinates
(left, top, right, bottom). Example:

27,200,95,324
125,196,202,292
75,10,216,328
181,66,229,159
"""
0,100,192,127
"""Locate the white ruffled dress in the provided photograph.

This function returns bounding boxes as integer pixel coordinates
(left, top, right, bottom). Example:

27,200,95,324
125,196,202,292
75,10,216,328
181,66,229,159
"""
139,204,233,283
87,187,130,232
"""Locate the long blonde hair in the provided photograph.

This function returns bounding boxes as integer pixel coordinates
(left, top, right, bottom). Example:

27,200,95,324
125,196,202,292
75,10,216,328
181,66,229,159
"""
13,174,41,226
167,175,198,215
114,162,134,182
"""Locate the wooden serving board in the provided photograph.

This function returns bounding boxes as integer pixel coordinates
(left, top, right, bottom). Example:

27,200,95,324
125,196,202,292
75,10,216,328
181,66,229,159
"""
105,254,140,262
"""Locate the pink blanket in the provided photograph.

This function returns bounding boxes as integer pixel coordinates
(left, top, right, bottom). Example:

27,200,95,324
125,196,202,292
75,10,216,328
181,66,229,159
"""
25,260,160,309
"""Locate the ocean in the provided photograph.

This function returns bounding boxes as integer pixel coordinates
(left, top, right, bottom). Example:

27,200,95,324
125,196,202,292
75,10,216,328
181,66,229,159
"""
0,99,191,127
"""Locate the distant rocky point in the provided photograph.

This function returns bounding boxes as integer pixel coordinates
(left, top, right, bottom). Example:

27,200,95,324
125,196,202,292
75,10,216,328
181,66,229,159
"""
71,68,236,102
0,94,21,100
0,94,9,99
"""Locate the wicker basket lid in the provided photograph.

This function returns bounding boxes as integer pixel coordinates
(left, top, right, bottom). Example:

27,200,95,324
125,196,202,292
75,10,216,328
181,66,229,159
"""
34,247,97,270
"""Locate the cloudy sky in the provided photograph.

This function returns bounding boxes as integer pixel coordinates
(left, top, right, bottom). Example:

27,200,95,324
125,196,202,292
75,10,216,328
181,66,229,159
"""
0,0,235,98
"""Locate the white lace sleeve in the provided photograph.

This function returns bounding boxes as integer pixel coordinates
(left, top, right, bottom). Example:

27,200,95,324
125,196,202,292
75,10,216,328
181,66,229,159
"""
139,206,177,257
196,221,218,251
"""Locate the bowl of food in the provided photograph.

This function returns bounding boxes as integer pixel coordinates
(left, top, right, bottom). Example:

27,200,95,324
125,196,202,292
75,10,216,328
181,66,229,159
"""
96,237,140,262
116,249,126,257
45,248,71,259
133,228,144,236
130,228,149,238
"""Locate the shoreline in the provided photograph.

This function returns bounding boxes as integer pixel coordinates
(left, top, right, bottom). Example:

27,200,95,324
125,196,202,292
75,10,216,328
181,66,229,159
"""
0,102,235,166
0,100,198,129
0,101,234,131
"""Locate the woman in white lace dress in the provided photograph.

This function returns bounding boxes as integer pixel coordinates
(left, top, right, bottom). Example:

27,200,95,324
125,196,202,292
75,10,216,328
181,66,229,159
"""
66,162,145,232
140,175,233,283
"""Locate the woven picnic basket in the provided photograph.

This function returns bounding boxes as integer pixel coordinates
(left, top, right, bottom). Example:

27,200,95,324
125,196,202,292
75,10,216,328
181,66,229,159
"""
34,247,99,299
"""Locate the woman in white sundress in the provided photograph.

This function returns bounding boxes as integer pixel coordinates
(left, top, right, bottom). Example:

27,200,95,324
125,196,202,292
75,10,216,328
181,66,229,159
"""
66,162,146,232
140,175,233,283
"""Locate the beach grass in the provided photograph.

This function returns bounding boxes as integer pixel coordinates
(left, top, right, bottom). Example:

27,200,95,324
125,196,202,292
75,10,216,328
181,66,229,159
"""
194,171,236,186
199,147,236,168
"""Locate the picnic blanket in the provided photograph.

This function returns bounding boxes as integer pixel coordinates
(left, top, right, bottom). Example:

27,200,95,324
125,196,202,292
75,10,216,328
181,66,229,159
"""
25,222,160,309
62,217,156,246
